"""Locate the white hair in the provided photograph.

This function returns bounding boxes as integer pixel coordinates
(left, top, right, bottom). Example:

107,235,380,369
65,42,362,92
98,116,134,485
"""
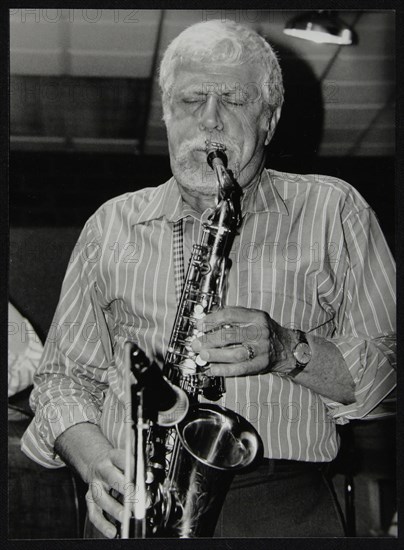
159,19,284,118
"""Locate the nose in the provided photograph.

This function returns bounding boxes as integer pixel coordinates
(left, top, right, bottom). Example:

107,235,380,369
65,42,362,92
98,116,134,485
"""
199,95,223,132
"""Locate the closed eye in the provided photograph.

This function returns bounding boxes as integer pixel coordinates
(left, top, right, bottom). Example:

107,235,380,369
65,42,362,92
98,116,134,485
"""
222,95,246,107
182,95,205,104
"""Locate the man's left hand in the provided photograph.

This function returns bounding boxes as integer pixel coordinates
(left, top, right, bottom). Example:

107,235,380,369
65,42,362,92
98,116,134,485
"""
191,306,292,377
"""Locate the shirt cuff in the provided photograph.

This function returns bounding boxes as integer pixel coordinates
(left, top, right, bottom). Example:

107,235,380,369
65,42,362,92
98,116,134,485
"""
21,399,101,468
320,336,396,424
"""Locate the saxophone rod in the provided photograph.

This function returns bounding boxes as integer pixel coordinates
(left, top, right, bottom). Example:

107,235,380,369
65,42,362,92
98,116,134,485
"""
133,391,147,539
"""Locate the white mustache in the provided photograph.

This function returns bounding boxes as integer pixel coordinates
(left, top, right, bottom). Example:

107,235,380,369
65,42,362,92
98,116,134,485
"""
178,139,239,159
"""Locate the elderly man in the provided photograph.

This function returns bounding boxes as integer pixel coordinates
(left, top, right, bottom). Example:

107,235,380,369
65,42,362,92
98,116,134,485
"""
22,20,396,538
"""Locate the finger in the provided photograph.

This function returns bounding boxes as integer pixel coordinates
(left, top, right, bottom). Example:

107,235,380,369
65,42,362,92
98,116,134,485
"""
89,481,125,523
198,344,251,364
96,449,131,493
191,328,242,352
196,318,268,349
86,488,119,539
195,307,253,332
98,462,127,494
204,359,266,378
192,321,268,353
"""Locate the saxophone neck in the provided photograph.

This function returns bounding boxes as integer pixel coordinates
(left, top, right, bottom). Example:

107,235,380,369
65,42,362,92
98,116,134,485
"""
206,143,242,229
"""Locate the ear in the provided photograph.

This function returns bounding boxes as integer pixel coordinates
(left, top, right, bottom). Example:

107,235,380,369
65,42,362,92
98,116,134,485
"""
264,106,282,146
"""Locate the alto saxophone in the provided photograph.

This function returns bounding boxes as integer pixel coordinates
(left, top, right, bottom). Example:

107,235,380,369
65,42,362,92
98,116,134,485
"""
126,142,263,538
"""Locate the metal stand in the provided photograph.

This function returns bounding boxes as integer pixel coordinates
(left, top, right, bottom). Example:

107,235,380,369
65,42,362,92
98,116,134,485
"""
132,386,148,538
121,342,150,539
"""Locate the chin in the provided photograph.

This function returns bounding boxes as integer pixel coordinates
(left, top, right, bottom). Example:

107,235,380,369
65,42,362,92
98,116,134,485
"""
173,164,218,195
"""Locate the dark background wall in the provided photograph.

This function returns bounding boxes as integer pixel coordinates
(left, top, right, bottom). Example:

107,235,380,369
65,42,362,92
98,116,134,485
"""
10,151,395,250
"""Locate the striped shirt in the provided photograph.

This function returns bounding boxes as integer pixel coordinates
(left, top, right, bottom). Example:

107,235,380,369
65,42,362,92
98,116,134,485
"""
8,304,43,397
21,169,396,467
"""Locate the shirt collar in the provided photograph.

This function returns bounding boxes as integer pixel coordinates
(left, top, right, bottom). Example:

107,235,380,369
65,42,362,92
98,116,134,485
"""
242,169,289,216
135,169,288,224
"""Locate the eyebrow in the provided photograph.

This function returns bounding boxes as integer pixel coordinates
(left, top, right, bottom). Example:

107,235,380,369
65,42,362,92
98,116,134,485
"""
180,87,239,96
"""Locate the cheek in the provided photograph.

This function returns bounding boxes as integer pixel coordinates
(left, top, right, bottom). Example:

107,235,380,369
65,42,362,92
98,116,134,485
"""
166,121,182,149
237,113,266,148
166,111,194,143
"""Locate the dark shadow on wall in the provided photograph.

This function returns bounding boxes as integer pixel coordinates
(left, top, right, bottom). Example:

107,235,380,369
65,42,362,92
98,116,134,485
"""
264,41,325,172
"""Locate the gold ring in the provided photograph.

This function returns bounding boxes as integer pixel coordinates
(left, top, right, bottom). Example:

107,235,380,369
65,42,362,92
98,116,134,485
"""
241,343,255,361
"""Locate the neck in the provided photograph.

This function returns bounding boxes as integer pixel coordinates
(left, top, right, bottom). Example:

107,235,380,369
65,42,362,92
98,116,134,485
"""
178,186,218,213
177,168,265,215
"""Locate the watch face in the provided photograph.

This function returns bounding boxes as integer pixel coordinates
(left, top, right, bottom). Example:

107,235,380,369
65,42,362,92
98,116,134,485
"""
294,342,312,365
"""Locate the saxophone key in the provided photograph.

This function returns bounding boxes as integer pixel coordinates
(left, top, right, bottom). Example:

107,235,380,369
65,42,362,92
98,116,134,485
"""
184,336,195,352
195,354,208,367
179,357,197,374
170,349,197,361
192,304,206,319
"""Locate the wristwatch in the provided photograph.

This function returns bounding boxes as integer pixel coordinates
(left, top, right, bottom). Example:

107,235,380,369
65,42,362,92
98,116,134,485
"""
289,330,312,378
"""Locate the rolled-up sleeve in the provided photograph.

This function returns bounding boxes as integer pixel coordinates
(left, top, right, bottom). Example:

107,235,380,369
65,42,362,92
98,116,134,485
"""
21,216,113,467
321,207,396,424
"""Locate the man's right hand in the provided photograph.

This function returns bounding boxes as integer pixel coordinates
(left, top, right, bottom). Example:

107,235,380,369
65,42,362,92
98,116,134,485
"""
55,422,134,539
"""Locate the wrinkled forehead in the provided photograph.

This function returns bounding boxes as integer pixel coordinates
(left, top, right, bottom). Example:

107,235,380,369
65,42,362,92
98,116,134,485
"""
170,59,264,94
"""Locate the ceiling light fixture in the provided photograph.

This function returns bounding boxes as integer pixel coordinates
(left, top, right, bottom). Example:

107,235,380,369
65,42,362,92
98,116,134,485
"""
283,11,355,45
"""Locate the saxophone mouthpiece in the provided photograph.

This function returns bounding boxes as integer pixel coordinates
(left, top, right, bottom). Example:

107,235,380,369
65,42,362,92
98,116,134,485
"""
205,140,228,170
205,140,226,152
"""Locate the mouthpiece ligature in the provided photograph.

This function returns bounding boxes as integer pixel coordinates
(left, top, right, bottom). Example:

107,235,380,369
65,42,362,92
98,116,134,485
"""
205,140,228,169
